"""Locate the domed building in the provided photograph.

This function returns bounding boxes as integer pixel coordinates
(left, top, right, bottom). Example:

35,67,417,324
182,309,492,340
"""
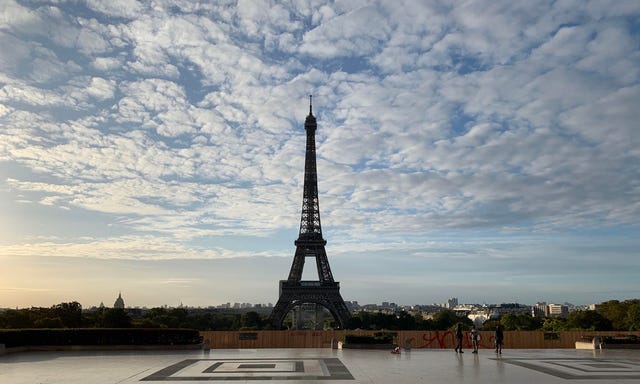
113,292,125,309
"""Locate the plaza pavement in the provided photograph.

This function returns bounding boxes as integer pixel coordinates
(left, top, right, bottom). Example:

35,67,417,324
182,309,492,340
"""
2,347,640,383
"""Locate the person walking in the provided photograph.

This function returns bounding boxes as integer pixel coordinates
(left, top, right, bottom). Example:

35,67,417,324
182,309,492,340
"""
470,325,480,353
454,323,464,353
495,324,504,354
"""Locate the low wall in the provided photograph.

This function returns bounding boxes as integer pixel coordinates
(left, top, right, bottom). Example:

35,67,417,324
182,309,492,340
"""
2,344,202,354
200,330,640,349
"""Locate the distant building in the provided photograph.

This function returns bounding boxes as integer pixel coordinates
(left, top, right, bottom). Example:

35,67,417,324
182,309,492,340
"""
114,292,125,309
531,302,568,317
447,298,458,309
345,301,359,312
467,312,490,326
588,303,599,311
532,302,548,317
547,303,568,317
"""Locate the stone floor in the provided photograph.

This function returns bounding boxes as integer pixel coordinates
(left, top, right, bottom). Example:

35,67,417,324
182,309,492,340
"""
2,348,640,383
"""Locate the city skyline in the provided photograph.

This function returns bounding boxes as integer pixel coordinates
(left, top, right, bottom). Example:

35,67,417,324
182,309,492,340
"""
1,1,640,309
0,291,601,311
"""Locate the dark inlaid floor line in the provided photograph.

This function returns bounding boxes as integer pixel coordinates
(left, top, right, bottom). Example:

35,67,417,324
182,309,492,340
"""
141,357,354,381
495,358,640,380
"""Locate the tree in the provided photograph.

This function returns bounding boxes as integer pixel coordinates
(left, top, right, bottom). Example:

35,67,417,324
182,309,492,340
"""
396,311,417,330
542,317,567,331
625,303,640,331
240,311,264,329
432,310,472,330
346,315,363,329
101,308,132,328
598,300,628,330
415,317,435,330
347,311,397,330
566,310,612,331
500,314,519,330
500,313,543,330
0,309,33,328
51,302,82,328
185,313,214,330
597,299,640,330
34,317,65,328
142,307,189,328
480,319,501,331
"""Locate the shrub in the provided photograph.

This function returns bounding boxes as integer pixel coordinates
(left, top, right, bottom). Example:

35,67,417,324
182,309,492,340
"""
0,328,202,348
345,332,395,345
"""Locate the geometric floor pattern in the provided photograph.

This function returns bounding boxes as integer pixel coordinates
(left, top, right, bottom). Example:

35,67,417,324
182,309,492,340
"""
4,348,640,383
141,358,354,381
498,358,640,380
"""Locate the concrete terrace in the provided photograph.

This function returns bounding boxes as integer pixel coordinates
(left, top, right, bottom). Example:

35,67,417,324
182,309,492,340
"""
2,348,640,383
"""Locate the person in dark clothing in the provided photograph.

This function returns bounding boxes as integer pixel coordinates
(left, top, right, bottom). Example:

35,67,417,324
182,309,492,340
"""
495,325,504,354
454,323,464,353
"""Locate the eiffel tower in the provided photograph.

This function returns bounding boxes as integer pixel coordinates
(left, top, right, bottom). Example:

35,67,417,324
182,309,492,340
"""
270,96,351,329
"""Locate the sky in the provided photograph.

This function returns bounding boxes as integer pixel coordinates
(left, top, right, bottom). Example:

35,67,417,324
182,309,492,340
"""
1,0,639,310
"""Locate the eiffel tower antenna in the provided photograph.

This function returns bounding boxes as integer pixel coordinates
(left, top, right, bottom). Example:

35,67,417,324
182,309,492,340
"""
269,98,351,329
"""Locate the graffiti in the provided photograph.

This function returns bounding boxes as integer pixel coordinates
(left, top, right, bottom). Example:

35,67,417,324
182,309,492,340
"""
416,331,496,349
418,330,452,348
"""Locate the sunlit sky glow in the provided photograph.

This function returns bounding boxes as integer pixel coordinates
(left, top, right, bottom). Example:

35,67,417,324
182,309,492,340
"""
1,0,639,309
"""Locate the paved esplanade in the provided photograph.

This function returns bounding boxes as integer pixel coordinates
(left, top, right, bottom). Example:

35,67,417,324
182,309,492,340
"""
2,348,640,383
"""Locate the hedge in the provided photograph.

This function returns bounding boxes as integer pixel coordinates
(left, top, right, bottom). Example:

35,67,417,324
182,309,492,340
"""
0,328,202,348
603,335,640,344
345,332,396,345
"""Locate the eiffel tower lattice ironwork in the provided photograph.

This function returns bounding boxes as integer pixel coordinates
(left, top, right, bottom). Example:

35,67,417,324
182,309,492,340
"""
270,96,351,329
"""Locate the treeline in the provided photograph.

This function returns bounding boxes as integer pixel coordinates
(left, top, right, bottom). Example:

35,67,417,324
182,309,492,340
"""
0,303,260,330
1,299,639,331
349,300,640,332
347,308,474,330
463,299,640,332
0,302,84,328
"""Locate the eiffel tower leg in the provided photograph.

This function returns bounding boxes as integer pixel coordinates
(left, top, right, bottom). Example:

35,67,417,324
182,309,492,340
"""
315,248,334,282
270,294,293,329
270,282,351,330
287,247,306,282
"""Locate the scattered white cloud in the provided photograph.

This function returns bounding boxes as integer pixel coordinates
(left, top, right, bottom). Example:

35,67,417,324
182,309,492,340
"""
0,0,639,306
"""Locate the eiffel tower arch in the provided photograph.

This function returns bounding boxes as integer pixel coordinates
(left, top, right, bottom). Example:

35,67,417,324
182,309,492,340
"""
270,97,351,329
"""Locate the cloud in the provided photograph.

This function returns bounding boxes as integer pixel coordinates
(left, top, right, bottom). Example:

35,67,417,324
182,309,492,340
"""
0,235,281,260
0,0,639,306
301,3,392,58
84,0,145,19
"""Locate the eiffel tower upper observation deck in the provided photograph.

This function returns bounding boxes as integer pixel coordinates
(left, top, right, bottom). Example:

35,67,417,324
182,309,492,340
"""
269,96,351,329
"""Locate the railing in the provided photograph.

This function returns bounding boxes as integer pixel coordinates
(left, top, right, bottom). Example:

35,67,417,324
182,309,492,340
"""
280,281,340,288
300,281,321,287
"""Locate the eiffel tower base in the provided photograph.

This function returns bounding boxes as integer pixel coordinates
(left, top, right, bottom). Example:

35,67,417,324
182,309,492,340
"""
270,280,351,329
